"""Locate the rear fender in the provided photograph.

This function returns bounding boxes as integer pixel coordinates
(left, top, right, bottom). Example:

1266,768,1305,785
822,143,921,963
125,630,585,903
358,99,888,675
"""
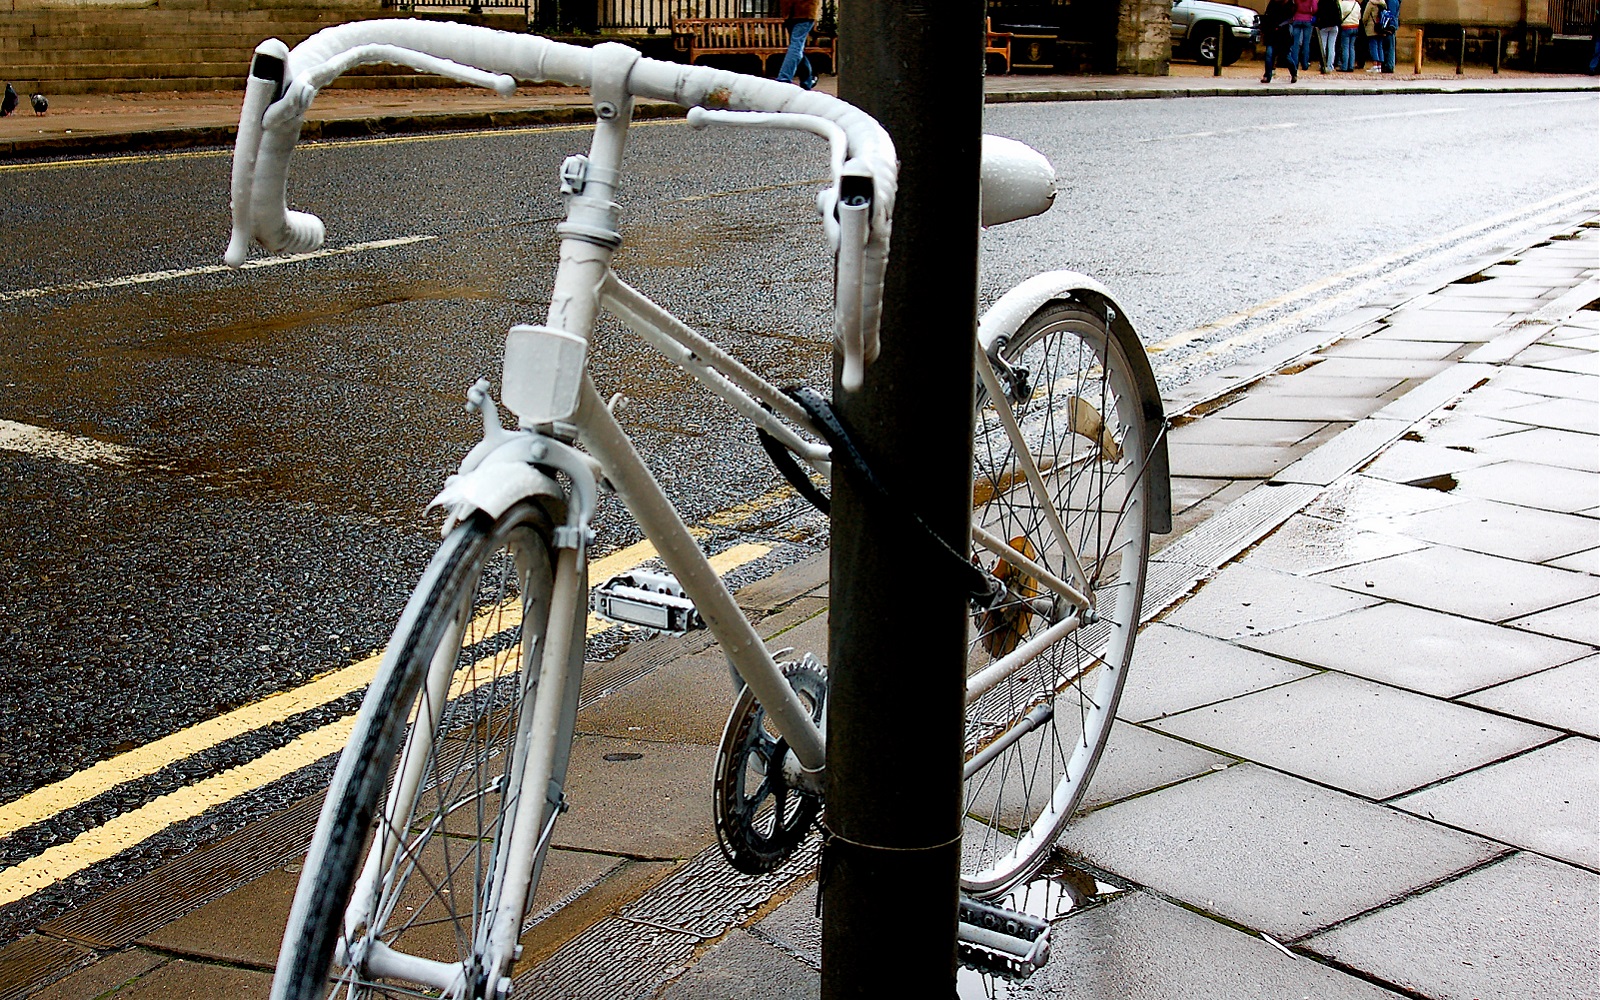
978,271,1172,534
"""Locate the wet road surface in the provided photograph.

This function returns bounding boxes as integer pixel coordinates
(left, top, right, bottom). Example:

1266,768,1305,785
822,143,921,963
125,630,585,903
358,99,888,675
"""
0,90,1594,932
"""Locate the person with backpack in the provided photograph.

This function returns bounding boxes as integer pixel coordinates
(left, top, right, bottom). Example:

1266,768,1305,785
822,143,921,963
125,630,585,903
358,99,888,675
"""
1361,0,1387,72
1380,0,1401,73
1261,0,1298,82
1315,0,1342,72
1338,0,1361,70
1290,0,1319,73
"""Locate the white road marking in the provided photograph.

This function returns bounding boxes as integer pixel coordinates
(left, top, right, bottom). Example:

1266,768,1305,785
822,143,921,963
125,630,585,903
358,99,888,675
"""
0,419,142,466
0,235,437,304
1146,184,1600,363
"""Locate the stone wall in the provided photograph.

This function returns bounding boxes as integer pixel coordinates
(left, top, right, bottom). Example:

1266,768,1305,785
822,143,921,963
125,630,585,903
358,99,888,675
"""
1116,0,1170,74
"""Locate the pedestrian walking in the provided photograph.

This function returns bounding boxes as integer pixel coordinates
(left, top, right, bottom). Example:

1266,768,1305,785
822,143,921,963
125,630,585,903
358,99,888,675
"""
1291,0,1318,72
1261,0,1298,82
774,0,819,89
1361,0,1387,71
1338,0,1361,69
1315,0,1341,72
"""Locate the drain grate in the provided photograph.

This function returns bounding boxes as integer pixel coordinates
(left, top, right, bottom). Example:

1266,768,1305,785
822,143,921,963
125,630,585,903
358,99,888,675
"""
40,795,321,949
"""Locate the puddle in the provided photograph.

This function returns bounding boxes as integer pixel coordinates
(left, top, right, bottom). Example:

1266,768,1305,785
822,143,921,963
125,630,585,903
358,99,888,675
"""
955,859,1127,998
1582,298,1600,312
1451,272,1492,284
1548,233,1581,241
602,752,644,762
1403,473,1458,492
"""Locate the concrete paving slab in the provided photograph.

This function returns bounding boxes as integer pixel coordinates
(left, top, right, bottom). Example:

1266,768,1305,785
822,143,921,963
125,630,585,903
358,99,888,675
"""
136,868,296,968
1393,496,1600,562
1245,514,1427,576
1149,671,1558,799
1483,365,1598,400
1508,594,1600,646
1082,722,1232,810
1433,281,1570,300
1304,852,1599,1000
1162,563,1383,641
1409,413,1526,447
1298,476,1460,530
1448,384,1557,416
750,882,819,969
1116,624,1314,723
1166,442,1305,480
1289,358,1449,381
576,646,743,746
1319,337,1464,360
1241,601,1592,698
1497,395,1600,434
1359,440,1495,486
1253,373,1408,396
1166,476,1230,515
1546,547,1600,575
138,847,621,971
1469,426,1600,472
1058,764,1505,940
1167,417,1326,447
1315,544,1597,623
994,890,1405,1000
1418,296,1552,313
1213,392,1388,423
31,948,165,1000
1462,655,1599,738
1368,320,1501,343
1394,738,1599,870
556,735,719,860
653,928,818,1000
97,958,272,999
1523,349,1600,376
1448,460,1600,513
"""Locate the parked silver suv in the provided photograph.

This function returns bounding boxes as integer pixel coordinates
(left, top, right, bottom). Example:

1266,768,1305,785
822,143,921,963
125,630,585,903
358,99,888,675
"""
1171,0,1260,65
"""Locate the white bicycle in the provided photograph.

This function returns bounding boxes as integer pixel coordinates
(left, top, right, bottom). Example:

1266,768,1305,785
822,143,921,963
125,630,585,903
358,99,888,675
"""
225,20,1170,999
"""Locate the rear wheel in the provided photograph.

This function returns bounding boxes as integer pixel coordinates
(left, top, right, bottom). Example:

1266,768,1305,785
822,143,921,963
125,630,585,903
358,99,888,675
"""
272,502,578,1000
962,300,1154,898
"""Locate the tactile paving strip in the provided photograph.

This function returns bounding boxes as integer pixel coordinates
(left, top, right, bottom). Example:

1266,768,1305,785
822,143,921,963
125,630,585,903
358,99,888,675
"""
517,839,820,999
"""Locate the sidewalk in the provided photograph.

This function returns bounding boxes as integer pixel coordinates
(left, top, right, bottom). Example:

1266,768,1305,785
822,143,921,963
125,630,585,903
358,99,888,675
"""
1,61,1594,159
3,204,1593,997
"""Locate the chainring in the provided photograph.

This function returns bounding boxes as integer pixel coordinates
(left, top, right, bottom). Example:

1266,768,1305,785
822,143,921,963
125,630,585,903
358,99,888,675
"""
713,655,827,876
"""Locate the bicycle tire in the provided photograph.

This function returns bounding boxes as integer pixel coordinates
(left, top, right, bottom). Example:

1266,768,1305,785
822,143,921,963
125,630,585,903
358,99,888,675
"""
272,501,580,1000
961,300,1154,898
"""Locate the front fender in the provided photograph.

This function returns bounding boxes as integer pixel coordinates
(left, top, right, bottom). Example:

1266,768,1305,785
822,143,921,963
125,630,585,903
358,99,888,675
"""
979,272,1172,534
429,437,566,527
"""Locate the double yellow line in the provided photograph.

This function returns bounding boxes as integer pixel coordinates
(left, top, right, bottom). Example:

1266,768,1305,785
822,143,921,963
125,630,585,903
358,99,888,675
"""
0,535,774,907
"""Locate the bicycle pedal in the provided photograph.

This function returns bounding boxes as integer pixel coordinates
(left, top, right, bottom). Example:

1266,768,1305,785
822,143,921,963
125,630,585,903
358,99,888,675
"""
957,895,1051,981
592,571,704,633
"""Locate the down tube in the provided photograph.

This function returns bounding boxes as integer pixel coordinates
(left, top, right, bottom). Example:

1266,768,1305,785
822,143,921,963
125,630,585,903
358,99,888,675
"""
573,376,827,771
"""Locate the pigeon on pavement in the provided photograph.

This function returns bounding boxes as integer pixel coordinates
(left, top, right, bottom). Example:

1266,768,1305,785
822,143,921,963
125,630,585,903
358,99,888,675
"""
1,84,17,117
30,92,47,115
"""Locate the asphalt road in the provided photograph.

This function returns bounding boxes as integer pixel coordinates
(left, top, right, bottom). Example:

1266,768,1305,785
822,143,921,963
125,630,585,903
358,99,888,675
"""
0,90,1594,925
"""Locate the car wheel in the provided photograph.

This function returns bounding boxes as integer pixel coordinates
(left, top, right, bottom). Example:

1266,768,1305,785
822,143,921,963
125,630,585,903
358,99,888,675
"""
1193,24,1241,65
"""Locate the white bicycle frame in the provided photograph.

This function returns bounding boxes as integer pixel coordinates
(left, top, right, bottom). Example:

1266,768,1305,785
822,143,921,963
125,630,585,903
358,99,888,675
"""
228,20,1157,998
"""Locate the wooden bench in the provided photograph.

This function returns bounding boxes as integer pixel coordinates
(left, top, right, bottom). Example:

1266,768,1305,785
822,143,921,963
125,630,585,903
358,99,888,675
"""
987,18,1014,74
670,17,835,76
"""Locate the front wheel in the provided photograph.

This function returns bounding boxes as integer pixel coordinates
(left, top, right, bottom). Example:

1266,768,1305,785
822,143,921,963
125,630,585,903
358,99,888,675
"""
962,300,1154,898
272,501,579,1000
